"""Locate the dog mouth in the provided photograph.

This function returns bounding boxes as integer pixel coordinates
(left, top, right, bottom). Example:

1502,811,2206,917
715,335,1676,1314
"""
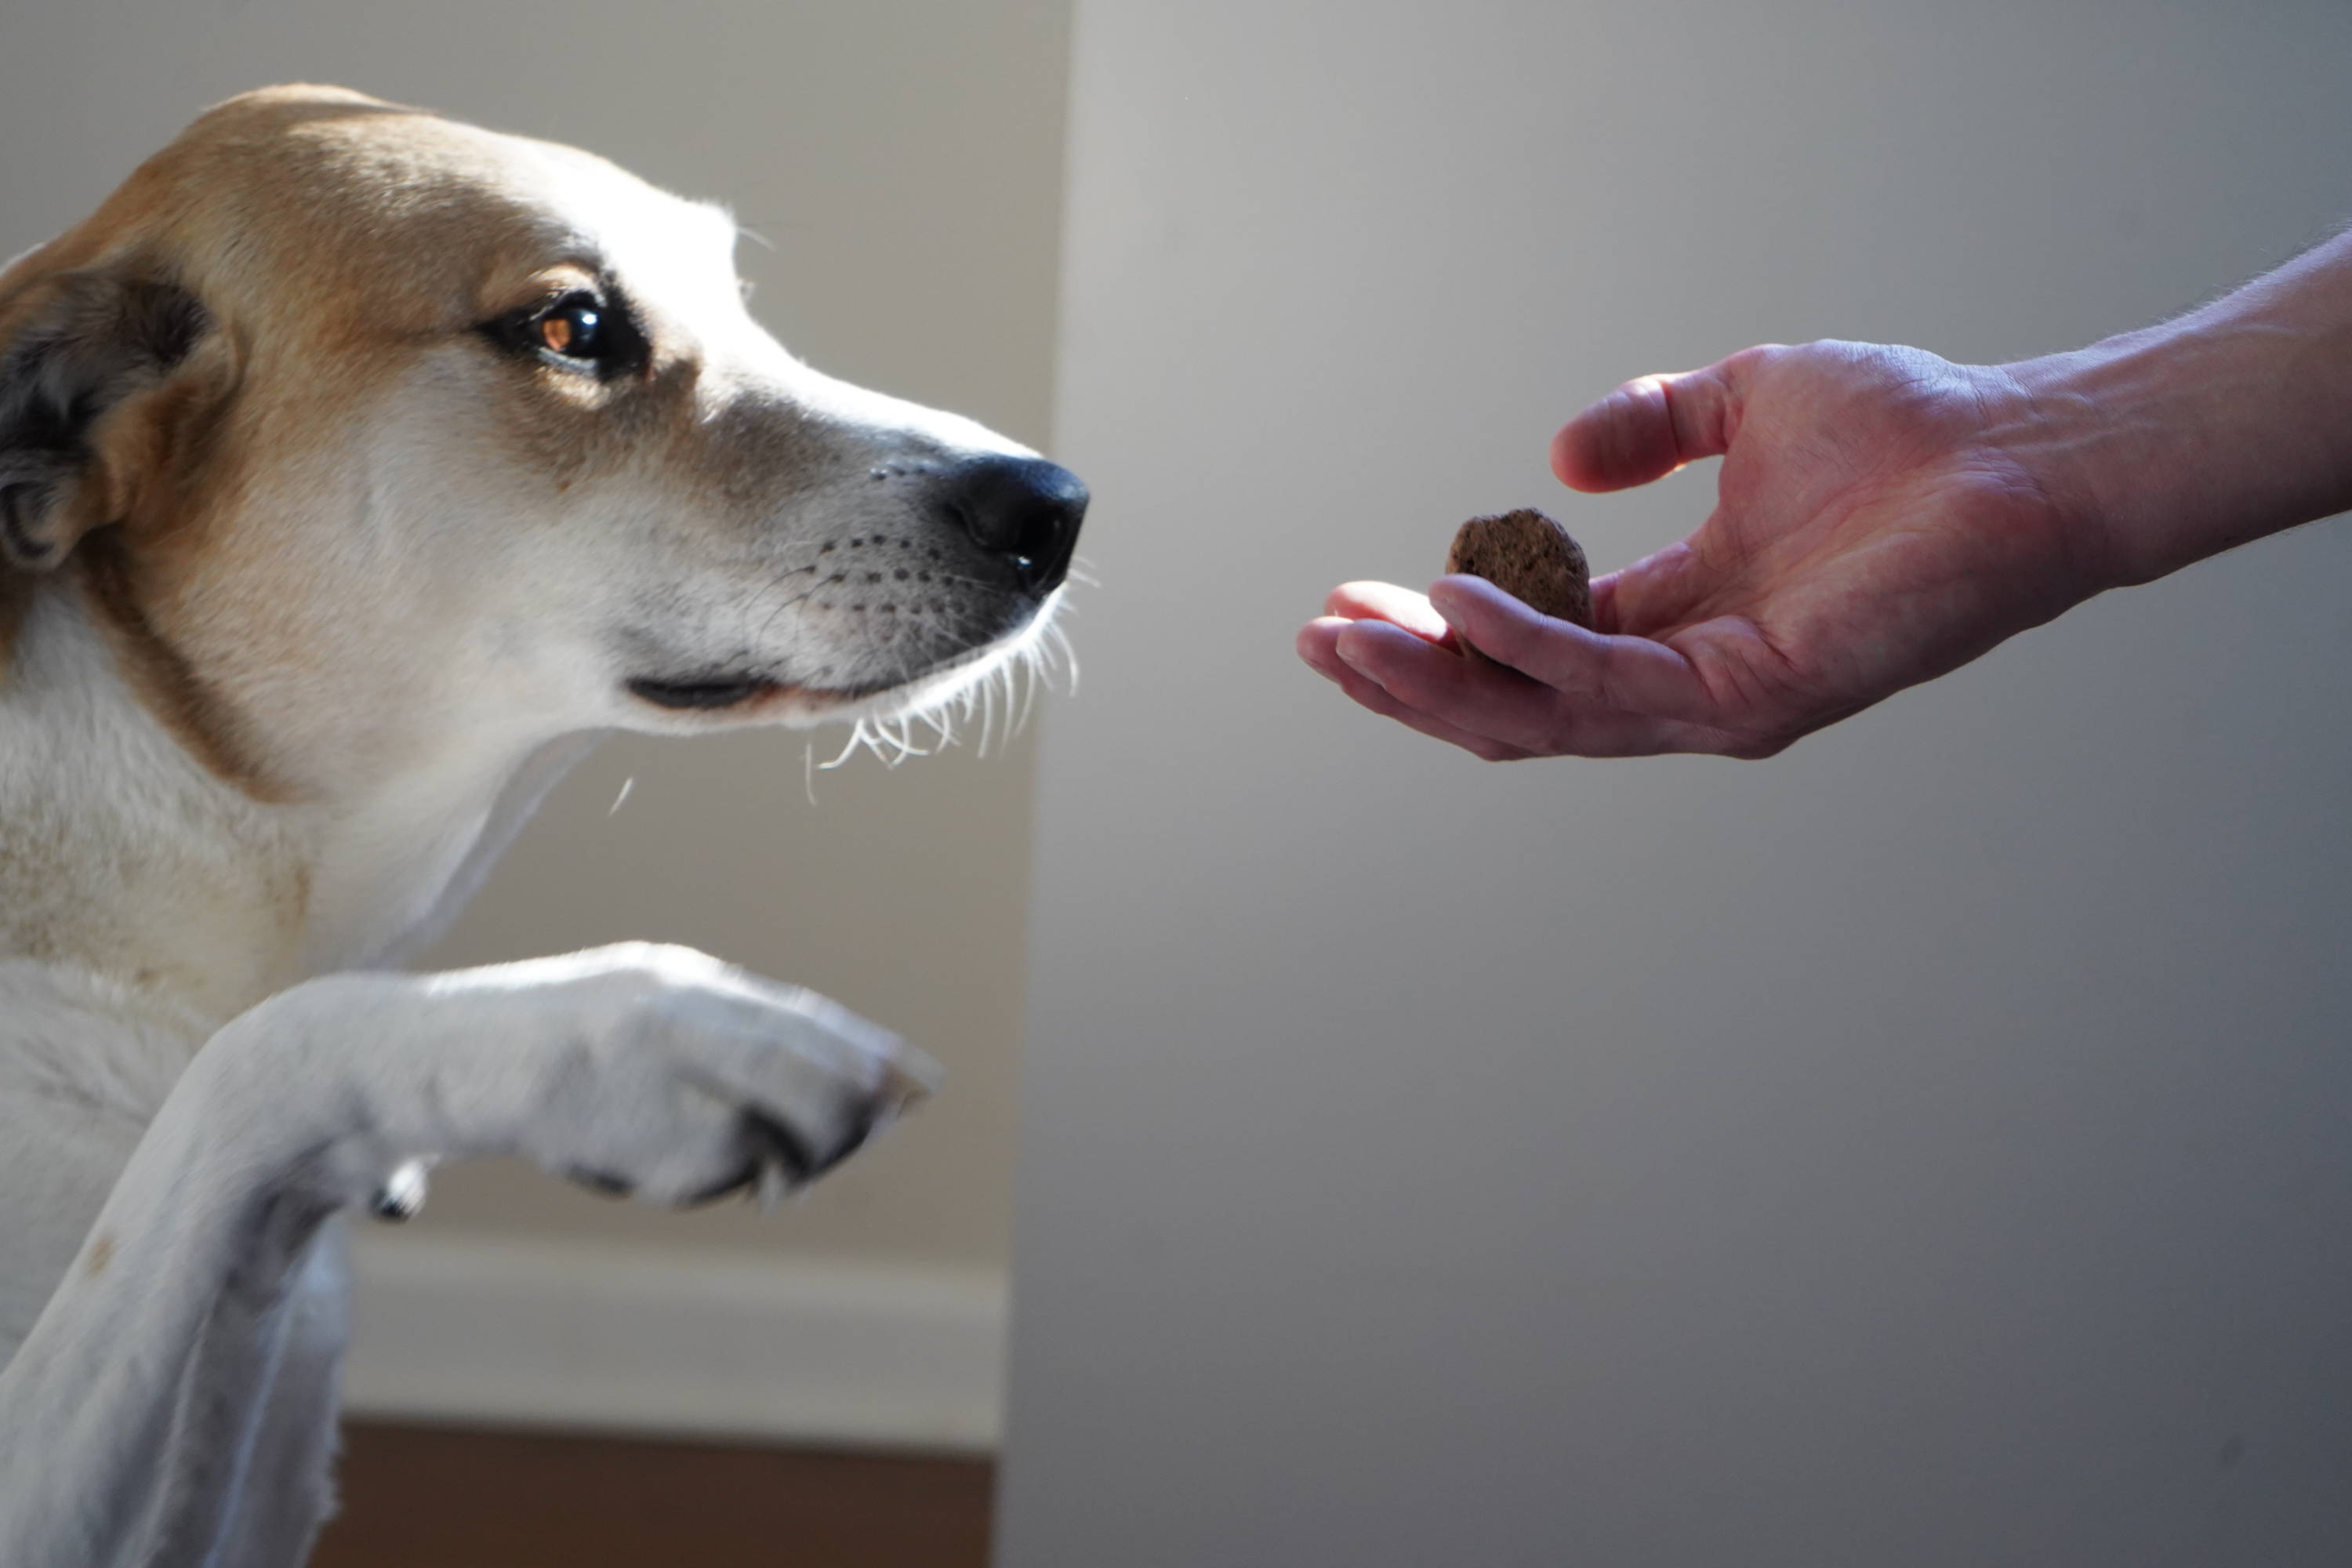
619,607,1042,718
619,669,913,714
624,674,783,711
617,572,1072,724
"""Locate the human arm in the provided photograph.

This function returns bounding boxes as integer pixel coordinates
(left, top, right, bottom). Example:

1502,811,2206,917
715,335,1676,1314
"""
1296,231,2352,760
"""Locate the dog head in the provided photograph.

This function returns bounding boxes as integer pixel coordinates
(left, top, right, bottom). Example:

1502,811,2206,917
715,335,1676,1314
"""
0,85,1084,797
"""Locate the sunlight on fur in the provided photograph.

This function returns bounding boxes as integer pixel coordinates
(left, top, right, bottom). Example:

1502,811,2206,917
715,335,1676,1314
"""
801,563,1091,800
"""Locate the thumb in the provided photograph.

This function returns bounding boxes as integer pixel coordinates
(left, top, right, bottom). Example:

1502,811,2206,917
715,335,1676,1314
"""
1550,348,1765,493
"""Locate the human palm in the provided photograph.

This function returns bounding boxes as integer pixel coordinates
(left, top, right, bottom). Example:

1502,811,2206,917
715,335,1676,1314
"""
1298,341,2103,760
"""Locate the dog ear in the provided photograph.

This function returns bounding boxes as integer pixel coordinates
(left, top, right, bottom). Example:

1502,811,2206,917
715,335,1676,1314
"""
0,266,211,572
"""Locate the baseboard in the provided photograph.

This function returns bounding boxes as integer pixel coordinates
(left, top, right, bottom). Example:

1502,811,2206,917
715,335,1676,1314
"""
340,1230,1007,1454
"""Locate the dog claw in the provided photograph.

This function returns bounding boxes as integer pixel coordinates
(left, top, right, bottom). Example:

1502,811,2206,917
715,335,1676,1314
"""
821,1105,880,1175
370,1160,430,1222
682,1160,761,1208
745,1111,816,1186
565,1166,637,1200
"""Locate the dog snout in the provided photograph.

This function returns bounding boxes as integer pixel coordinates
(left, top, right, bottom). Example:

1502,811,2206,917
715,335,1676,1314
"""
938,454,1087,595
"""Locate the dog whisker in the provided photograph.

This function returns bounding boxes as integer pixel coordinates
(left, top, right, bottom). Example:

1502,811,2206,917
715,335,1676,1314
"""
793,583,1076,781
818,718,870,772
6,89,1087,1553
1048,619,1080,699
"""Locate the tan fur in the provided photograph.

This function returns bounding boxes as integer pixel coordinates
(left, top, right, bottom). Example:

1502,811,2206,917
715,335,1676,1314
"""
74,529,287,801
1,94,1074,1555
0,82,1073,1027
0,569,28,682
0,87,780,793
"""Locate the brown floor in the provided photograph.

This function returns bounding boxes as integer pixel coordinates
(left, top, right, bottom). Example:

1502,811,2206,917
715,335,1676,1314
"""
310,1421,993,1568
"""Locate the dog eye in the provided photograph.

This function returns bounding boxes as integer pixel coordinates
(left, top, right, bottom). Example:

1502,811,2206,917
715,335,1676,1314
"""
535,296,604,361
485,288,643,379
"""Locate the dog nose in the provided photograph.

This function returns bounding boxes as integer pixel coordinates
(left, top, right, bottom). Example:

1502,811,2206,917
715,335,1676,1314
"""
940,455,1087,594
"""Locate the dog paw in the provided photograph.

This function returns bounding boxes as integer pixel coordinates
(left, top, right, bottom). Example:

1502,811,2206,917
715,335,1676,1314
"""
430,943,937,1207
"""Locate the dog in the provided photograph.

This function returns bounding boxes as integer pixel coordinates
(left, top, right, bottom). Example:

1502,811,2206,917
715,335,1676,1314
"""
0,85,1083,1565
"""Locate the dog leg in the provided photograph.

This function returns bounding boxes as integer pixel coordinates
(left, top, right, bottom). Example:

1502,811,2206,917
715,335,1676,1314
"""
0,943,930,1566
203,1228,350,1568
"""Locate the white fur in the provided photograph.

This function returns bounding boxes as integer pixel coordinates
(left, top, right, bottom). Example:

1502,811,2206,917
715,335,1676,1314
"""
0,92,1069,1566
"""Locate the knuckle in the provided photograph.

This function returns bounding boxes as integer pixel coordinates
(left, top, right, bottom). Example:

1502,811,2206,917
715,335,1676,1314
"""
1617,372,1667,407
597,940,717,975
645,942,725,980
764,981,862,1037
603,946,742,1014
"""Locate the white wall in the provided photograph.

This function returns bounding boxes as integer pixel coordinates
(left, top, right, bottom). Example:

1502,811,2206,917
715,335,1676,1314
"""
1002,2,2352,1562
0,0,1071,1450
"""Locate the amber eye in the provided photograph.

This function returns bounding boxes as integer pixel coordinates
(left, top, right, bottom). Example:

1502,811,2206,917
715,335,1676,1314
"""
485,287,641,378
536,296,604,361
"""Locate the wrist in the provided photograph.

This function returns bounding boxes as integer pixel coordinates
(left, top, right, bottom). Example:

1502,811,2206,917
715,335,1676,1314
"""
1991,336,2196,592
1993,252,2352,590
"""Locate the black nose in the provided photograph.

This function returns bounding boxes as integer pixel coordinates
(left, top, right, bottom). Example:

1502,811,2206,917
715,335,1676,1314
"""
940,455,1087,594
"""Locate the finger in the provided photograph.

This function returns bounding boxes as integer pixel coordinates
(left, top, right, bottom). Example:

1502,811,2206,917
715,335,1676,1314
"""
1426,574,1719,727
1304,619,1533,760
1333,617,1712,758
1298,615,1355,682
1589,539,1716,636
1321,579,1455,644
1550,348,1768,492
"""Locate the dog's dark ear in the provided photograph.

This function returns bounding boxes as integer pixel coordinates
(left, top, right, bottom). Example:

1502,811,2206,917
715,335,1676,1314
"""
0,267,211,572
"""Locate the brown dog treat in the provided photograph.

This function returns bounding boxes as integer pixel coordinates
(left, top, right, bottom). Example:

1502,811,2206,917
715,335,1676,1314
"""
1444,510,1592,653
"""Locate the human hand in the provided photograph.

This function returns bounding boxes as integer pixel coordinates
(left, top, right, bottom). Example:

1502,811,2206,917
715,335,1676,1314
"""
1298,342,2114,759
